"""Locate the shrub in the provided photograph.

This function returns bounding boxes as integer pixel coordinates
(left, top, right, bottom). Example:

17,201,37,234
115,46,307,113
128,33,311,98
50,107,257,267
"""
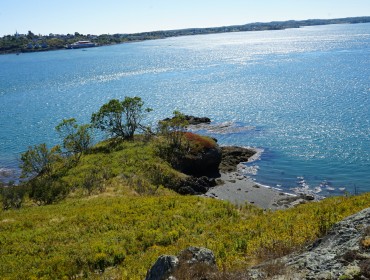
55,118,93,161
82,168,105,195
28,175,69,205
183,132,217,153
0,183,27,210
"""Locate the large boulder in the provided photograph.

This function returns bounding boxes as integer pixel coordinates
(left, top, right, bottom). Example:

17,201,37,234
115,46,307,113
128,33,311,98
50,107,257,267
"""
286,207,370,279
145,247,217,280
145,255,179,280
177,246,216,266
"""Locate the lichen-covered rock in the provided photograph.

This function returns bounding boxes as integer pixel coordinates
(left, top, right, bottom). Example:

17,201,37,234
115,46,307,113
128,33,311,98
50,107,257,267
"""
177,246,216,266
246,208,370,279
285,207,370,279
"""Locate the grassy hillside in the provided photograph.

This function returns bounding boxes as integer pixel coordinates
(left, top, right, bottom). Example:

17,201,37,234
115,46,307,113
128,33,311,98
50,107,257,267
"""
1,190,370,279
1,137,370,279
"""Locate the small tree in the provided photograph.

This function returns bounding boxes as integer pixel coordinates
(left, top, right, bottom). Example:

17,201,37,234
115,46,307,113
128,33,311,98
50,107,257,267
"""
91,97,152,140
20,144,67,205
20,143,61,179
55,118,93,161
158,110,189,150
157,111,189,163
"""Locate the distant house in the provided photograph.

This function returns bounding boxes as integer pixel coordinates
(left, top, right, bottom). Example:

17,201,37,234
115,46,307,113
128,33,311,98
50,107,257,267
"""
27,43,33,49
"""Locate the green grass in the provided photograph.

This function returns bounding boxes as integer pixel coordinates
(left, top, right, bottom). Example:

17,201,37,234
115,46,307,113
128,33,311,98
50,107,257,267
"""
57,137,185,196
1,137,370,279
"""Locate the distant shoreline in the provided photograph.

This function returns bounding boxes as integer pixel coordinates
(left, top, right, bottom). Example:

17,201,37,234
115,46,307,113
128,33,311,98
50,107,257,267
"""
1,16,370,55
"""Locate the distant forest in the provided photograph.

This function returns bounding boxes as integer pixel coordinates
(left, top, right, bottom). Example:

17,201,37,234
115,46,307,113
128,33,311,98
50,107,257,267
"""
1,16,370,54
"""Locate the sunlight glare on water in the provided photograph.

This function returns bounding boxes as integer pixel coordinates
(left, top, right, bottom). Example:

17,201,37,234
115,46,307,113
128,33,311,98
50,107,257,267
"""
0,23,369,195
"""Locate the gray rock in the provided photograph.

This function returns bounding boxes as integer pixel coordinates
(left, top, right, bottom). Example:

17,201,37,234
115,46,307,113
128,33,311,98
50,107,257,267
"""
178,246,216,266
285,207,370,279
145,255,179,280
146,247,216,280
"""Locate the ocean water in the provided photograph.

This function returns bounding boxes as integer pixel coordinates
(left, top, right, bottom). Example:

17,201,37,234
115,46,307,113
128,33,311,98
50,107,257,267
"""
0,23,369,196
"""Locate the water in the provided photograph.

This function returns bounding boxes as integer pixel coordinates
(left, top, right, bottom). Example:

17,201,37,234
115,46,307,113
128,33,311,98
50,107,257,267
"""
0,23,369,195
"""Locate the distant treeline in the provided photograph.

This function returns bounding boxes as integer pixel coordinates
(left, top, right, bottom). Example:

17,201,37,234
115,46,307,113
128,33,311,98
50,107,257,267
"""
1,16,370,54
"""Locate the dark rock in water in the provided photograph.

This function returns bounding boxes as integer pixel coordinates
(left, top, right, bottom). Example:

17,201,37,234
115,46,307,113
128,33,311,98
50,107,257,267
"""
145,255,178,280
176,176,216,195
161,115,211,125
219,146,256,173
146,247,217,280
184,115,211,125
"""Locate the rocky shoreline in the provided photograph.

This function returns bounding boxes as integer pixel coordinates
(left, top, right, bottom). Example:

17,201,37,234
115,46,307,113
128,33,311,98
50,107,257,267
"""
203,147,310,210
171,116,315,210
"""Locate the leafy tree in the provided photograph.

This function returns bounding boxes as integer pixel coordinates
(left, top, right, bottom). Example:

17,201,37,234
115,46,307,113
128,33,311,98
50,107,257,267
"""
55,118,93,161
157,111,189,163
91,96,152,140
20,143,61,179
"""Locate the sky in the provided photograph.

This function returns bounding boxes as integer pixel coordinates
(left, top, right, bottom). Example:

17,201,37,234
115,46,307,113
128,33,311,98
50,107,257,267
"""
0,0,369,36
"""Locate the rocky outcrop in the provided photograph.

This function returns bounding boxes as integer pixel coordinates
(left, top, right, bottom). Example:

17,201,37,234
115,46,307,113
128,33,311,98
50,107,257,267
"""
176,176,216,195
145,247,217,280
176,146,222,177
287,207,370,279
248,207,370,279
173,146,257,194
219,146,256,173
184,115,211,125
161,115,211,126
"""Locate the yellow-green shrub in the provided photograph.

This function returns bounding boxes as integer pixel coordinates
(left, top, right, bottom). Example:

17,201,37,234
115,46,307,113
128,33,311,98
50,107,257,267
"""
1,192,370,279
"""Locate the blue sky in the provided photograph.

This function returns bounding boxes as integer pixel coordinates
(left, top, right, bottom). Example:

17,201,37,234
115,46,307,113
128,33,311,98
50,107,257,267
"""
1,0,369,36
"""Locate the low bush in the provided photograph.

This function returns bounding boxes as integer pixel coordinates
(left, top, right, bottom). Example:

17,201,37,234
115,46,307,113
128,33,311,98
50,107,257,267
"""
0,183,27,210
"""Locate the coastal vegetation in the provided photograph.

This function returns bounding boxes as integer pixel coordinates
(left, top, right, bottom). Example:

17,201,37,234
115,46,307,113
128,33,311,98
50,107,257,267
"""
1,16,370,54
1,97,370,278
